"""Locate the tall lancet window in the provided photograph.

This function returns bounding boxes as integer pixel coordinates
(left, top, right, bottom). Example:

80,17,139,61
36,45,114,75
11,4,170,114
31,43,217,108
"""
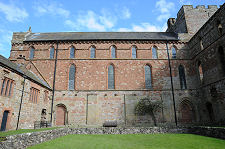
179,65,187,89
111,46,116,58
218,46,225,75
152,46,158,59
132,46,137,58
108,64,115,89
145,65,152,89
172,46,176,58
50,47,55,59
30,47,34,59
90,46,96,58
70,46,75,58
68,64,75,90
198,61,203,83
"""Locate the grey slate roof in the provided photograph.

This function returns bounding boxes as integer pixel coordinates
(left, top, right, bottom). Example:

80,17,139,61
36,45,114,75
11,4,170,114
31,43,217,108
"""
0,55,51,90
24,32,178,41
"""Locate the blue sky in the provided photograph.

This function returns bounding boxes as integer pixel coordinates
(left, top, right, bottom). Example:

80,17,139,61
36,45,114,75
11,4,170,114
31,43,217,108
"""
0,0,223,58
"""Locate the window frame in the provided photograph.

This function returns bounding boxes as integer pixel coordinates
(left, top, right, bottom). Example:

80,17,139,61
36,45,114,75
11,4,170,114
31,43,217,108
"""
90,46,96,58
50,47,55,59
68,64,76,90
70,46,75,58
171,46,177,59
29,47,35,59
110,45,116,58
131,46,137,59
108,64,115,89
178,65,187,89
152,46,158,59
144,64,152,89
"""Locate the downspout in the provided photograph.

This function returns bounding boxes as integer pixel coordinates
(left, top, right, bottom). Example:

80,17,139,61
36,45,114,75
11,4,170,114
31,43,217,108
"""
16,76,26,130
50,41,59,125
86,94,88,125
166,41,178,126
124,94,126,126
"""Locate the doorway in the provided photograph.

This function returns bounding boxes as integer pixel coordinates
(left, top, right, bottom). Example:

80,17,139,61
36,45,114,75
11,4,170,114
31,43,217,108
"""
56,105,67,126
206,102,214,122
1,111,9,131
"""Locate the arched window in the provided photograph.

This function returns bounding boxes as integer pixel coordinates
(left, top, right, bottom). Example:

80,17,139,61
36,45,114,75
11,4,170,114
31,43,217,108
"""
30,47,34,59
217,20,222,36
218,46,225,75
70,46,75,58
145,65,152,89
152,46,158,59
68,64,75,90
200,38,203,50
198,61,203,83
132,46,137,58
90,46,96,58
111,46,116,58
50,47,55,59
178,65,187,89
108,64,115,89
172,46,176,58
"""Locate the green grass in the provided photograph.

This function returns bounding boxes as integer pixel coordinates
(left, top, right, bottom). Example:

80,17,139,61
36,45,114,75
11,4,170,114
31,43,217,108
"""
29,134,225,149
0,127,60,137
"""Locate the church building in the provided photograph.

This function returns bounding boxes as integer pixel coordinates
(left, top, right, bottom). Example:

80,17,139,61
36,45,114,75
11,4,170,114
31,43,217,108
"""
0,4,224,130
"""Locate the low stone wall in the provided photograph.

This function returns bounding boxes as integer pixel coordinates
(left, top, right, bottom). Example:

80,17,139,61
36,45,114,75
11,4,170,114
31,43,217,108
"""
187,127,225,139
0,127,224,149
0,127,187,149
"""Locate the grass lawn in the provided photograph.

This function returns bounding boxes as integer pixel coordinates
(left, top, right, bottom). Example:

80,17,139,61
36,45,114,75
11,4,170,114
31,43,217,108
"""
29,134,225,149
0,127,60,137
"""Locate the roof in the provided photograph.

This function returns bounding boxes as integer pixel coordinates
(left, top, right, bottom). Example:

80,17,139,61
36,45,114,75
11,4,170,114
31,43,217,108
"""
0,55,51,90
24,32,179,41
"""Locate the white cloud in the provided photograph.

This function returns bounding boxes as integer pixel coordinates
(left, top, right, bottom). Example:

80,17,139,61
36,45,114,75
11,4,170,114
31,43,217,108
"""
0,2,28,22
0,29,12,58
65,10,117,31
155,0,175,21
157,14,170,21
179,0,191,5
33,1,70,18
118,23,167,32
121,7,131,19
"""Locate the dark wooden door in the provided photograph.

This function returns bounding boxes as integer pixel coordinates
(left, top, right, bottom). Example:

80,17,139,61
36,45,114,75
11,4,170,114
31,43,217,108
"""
1,111,9,131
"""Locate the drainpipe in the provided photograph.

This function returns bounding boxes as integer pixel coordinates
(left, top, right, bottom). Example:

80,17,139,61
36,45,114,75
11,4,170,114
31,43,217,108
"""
124,94,126,126
166,41,178,126
50,41,59,125
16,76,26,130
86,94,88,125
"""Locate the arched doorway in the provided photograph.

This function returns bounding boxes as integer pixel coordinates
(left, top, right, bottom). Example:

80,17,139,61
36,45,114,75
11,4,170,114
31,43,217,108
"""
206,102,214,122
179,100,195,123
56,104,67,126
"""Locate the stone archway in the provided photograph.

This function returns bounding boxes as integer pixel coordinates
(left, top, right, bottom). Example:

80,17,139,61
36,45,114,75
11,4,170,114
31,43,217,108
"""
55,104,67,126
179,100,195,124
